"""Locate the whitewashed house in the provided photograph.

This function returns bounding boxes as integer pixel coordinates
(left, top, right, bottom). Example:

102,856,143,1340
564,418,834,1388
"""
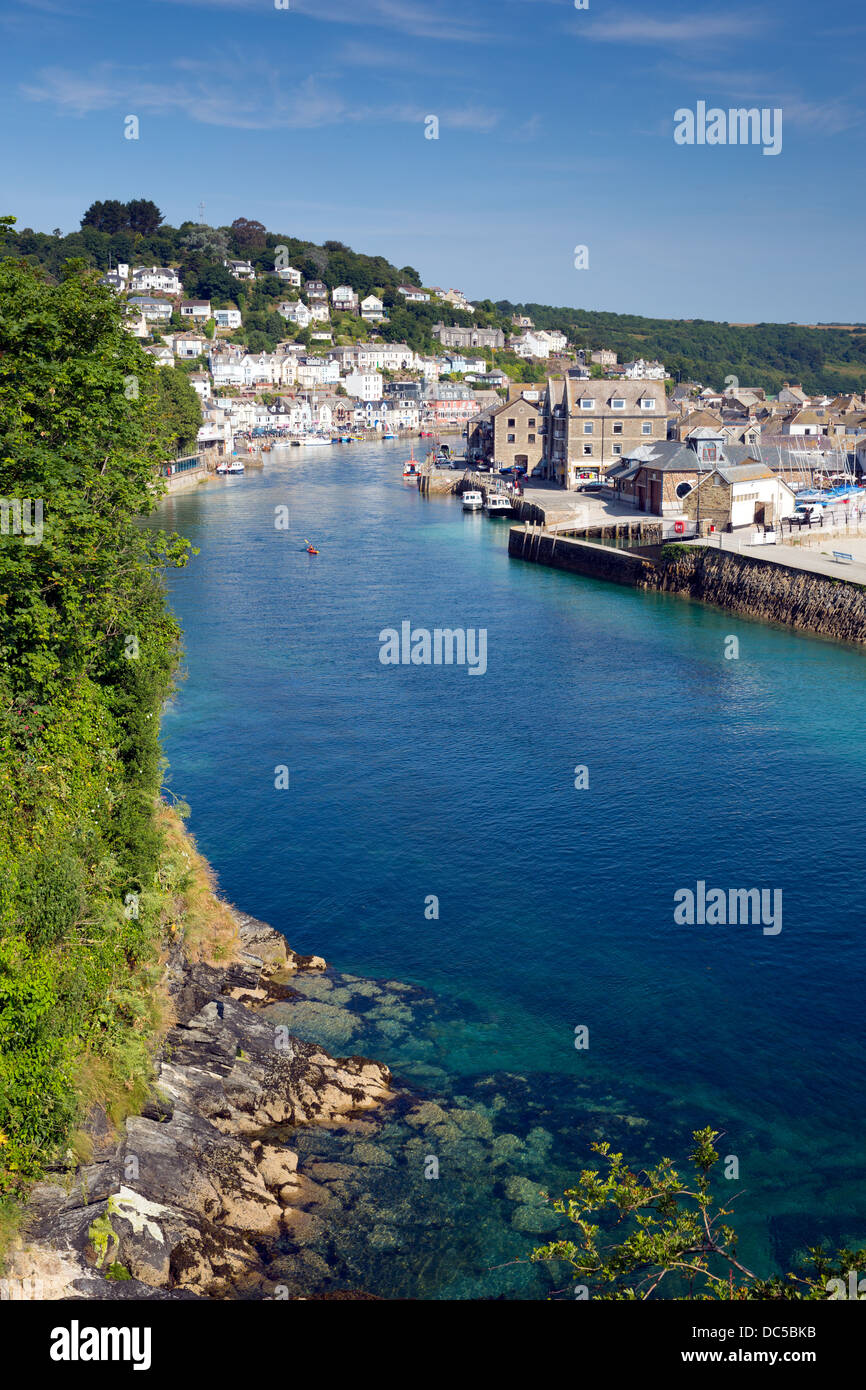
128,295,173,322
279,300,312,328
397,285,430,303
272,354,299,387
623,359,667,380
361,294,385,322
213,308,242,330
510,332,551,359
536,329,568,353
296,357,340,388
131,266,183,295
225,259,255,281
144,344,174,366
242,353,279,386
189,373,212,401
343,371,384,401
169,331,208,360
276,265,302,287
332,285,359,313
211,359,246,388
181,300,212,321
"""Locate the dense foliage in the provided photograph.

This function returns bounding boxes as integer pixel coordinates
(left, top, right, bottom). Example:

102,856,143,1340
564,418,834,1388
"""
498,301,866,397
0,238,193,1191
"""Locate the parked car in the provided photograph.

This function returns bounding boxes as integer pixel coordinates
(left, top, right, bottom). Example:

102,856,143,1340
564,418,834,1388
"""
790,505,824,526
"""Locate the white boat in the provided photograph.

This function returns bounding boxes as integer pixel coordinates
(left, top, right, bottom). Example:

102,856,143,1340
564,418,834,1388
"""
301,432,333,446
484,494,513,517
462,490,483,511
216,460,245,475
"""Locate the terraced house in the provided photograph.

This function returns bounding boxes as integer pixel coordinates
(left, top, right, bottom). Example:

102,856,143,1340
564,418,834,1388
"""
543,376,668,489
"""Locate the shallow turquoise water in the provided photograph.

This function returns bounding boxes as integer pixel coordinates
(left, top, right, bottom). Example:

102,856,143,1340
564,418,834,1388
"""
157,439,866,1293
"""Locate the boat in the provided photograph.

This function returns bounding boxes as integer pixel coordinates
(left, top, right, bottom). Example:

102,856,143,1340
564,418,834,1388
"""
304,539,319,554
462,490,483,511
484,494,513,517
403,444,420,477
301,432,332,446
382,432,396,440
216,460,245,475
290,440,301,447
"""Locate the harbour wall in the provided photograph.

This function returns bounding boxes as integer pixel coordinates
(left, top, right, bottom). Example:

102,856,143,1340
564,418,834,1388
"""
508,527,866,644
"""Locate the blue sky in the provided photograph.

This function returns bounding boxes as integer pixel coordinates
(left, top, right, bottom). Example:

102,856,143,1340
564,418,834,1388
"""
3,0,865,322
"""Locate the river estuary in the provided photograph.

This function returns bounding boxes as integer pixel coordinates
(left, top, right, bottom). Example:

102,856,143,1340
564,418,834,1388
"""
156,438,866,1298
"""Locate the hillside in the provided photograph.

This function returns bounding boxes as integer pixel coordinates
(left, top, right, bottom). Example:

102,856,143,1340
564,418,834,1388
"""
2,201,866,394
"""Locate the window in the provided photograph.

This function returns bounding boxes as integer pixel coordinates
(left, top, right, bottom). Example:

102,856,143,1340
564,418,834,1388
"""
612,422,623,434
640,398,656,410
528,434,536,443
612,444,622,456
507,433,515,443
612,398,626,410
528,418,536,427
642,422,653,435
583,422,594,435
583,444,593,456
507,418,516,426
675,481,693,499
580,399,595,410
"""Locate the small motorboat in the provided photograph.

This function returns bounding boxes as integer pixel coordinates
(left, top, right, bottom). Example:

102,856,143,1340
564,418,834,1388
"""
216,460,245,475
403,445,420,477
382,431,396,440
484,494,513,517
462,490,483,511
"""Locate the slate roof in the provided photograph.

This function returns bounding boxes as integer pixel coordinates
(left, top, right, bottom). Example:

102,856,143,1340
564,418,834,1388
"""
622,440,701,471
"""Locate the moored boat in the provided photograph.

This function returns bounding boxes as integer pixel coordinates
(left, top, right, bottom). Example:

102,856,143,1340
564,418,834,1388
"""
483,493,513,517
462,489,483,511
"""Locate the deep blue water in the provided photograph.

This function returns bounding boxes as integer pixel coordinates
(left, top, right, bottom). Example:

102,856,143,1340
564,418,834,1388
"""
156,439,866,1290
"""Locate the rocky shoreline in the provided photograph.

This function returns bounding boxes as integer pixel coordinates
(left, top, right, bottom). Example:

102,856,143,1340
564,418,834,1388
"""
11,914,395,1301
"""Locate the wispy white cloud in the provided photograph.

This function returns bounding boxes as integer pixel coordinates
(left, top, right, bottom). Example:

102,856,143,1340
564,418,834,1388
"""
581,12,764,46
153,0,490,43
21,59,501,132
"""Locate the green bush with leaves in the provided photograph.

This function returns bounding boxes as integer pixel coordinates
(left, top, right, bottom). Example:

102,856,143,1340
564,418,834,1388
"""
532,1128,865,1299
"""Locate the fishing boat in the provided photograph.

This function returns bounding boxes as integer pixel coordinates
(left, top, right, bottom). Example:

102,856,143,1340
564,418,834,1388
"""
403,444,420,478
216,459,245,475
462,490,483,511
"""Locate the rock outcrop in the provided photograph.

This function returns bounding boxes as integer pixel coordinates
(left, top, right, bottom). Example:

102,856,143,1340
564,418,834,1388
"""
17,915,392,1300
